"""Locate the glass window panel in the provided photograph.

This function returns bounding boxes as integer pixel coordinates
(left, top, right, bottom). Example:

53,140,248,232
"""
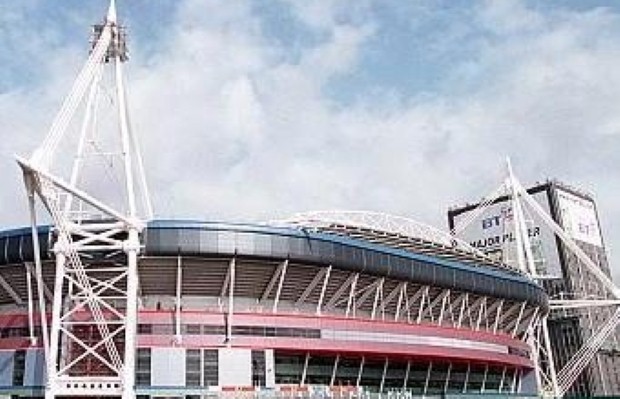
12,350,25,386
333,357,360,387
203,350,218,387
447,363,468,393
252,350,266,387
406,362,428,394
306,355,336,386
383,360,407,391
359,358,385,392
275,352,304,384
136,348,151,386
186,349,201,386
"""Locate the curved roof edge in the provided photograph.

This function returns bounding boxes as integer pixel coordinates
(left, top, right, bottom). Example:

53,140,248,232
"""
0,220,547,309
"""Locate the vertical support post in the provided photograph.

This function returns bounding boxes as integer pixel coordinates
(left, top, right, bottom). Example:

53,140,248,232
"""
493,300,504,333
300,352,310,386
122,228,140,399
541,316,560,395
507,161,559,397
272,259,288,313
403,360,411,390
345,273,358,318
423,362,433,396
226,257,236,344
371,278,384,320
511,302,527,338
475,297,487,331
379,358,388,393
356,356,365,387
395,283,406,321
510,368,518,393
25,263,36,346
316,265,331,315
417,287,429,324
444,362,453,394
499,366,507,393
458,293,468,328
47,249,67,399
330,355,340,387
27,184,50,358
463,363,470,393
438,290,450,325
480,364,489,393
175,254,182,343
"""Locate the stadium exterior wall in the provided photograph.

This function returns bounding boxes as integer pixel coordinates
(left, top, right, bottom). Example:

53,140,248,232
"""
0,220,546,397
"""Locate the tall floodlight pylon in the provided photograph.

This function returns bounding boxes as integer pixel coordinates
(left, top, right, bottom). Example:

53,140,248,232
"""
17,1,151,398
452,160,620,397
505,159,559,398
503,162,620,398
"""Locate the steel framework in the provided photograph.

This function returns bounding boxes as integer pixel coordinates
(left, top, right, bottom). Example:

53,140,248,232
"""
280,211,492,260
17,1,151,398
450,159,620,397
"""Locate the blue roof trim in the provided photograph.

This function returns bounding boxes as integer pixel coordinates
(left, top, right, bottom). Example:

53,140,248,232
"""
146,220,535,287
0,225,50,239
0,220,538,289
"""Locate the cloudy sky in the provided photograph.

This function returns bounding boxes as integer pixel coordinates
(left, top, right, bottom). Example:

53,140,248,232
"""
1,0,620,276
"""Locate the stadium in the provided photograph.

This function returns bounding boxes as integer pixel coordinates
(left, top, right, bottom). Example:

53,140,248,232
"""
0,213,546,397
13,1,620,398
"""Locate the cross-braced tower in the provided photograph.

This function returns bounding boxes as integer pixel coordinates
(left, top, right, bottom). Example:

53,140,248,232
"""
18,1,151,398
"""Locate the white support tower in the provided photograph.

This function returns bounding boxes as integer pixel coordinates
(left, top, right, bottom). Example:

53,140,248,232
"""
17,1,151,398
452,160,620,397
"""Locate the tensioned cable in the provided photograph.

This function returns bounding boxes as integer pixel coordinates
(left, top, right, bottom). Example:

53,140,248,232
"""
450,183,507,237
35,25,112,169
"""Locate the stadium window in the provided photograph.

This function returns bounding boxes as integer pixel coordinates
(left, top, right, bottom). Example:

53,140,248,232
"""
136,348,151,386
252,350,266,387
185,349,201,387
333,356,361,387
447,363,468,393
427,362,449,394
137,324,152,334
203,325,225,335
383,360,407,391
406,362,428,394
359,357,384,392
183,324,201,335
306,355,336,386
203,350,218,387
13,350,26,386
151,324,173,335
274,352,304,384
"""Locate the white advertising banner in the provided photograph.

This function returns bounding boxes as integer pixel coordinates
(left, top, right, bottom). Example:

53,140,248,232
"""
556,189,603,247
451,190,563,278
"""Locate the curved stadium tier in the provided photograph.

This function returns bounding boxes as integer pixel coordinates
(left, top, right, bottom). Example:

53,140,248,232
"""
0,218,546,397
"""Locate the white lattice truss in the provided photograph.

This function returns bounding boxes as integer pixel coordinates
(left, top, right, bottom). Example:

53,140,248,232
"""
449,160,620,398
278,211,510,270
17,1,150,398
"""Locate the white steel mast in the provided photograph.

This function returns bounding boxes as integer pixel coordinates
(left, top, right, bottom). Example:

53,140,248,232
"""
452,160,620,397
18,1,150,398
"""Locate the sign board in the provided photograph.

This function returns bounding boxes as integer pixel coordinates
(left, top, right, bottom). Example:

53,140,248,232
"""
451,190,563,278
556,188,602,247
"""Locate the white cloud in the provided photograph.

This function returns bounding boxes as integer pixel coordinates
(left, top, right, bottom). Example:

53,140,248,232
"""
2,1,620,279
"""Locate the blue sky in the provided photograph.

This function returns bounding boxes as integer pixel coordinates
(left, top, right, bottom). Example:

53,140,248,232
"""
2,0,620,276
